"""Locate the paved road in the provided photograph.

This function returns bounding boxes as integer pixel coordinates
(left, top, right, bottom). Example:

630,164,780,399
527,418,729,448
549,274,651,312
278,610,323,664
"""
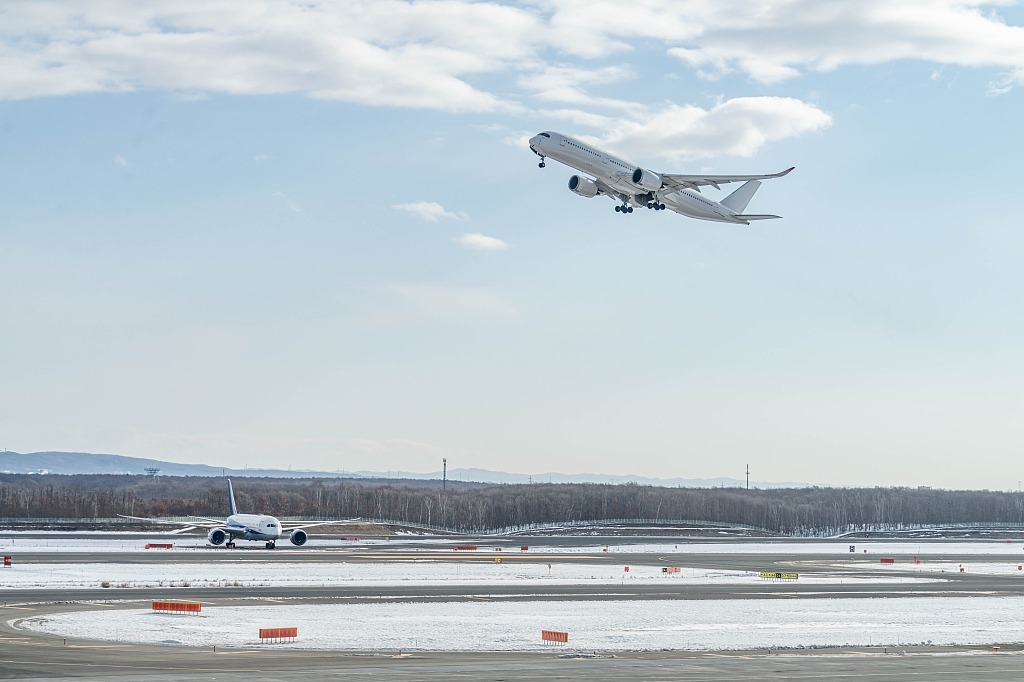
4,537,1024,679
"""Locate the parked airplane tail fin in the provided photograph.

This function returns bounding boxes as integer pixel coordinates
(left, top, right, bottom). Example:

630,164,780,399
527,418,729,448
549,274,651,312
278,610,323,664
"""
228,479,237,516
720,179,761,213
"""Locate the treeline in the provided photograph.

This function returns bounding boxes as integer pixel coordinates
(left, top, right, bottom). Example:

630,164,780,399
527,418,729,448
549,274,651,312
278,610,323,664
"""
1,474,1024,535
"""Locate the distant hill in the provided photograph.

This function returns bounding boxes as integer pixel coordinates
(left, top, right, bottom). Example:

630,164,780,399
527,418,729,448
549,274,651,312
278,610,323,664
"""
0,451,802,488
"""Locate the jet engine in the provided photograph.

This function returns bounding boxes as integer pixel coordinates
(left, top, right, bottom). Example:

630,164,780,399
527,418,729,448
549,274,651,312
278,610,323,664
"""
568,175,599,198
631,168,662,192
290,529,308,546
207,528,226,545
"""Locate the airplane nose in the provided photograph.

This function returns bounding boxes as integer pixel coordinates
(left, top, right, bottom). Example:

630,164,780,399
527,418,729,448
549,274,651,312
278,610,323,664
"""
529,135,541,147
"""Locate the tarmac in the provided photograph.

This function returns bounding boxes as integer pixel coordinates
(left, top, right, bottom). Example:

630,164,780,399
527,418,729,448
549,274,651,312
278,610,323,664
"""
3,534,1024,680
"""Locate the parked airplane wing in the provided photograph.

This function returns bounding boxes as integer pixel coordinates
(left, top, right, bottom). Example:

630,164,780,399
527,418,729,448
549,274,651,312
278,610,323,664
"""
280,519,353,531
117,514,223,530
661,167,794,192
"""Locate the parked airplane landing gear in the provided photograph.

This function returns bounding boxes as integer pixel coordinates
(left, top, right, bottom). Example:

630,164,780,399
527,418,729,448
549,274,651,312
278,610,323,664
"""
226,542,236,549
266,541,276,549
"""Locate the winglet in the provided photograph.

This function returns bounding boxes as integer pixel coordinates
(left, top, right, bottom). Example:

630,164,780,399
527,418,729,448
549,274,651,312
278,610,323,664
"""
778,166,795,176
227,479,237,516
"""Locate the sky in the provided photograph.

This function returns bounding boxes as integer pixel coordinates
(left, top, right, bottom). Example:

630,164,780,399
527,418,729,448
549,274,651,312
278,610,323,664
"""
2,1,1024,489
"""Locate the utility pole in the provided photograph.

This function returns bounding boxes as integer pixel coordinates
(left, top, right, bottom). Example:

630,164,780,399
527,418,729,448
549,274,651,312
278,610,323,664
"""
443,458,447,493
746,464,750,490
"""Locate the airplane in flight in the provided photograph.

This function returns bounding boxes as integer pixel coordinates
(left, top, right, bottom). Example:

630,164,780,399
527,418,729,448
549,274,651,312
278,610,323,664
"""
528,131,794,224
121,479,340,549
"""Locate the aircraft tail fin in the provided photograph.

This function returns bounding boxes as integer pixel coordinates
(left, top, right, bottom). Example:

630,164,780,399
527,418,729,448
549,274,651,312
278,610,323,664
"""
720,179,761,213
228,479,237,516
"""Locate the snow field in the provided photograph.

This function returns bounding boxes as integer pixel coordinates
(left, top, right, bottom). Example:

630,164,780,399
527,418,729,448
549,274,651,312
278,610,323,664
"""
0,560,935,589
4,537,1024,555
19,596,1024,652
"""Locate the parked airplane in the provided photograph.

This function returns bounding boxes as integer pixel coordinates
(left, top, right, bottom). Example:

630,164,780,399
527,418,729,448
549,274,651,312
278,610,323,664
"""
528,131,794,224
120,479,340,549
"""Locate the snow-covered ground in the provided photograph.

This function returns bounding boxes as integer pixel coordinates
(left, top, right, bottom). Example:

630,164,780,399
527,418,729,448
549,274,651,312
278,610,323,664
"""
4,536,1024,555
0,561,936,589
18,596,1024,651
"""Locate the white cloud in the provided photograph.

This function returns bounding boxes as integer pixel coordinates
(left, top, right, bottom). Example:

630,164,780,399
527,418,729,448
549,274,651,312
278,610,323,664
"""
393,201,468,222
114,154,127,167
458,233,510,251
660,1,1024,88
4,0,1023,114
552,97,832,163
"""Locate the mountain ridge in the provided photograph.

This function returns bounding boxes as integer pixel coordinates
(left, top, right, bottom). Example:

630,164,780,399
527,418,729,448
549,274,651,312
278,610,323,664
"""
0,451,804,488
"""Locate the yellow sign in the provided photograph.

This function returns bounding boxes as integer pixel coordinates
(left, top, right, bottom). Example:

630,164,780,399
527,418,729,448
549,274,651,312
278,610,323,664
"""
759,571,798,580
495,558,503,564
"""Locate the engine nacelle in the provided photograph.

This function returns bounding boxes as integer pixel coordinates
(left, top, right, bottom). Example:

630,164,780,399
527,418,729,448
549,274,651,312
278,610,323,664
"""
568,174,599,198
207,528,226,545
631,168,662,192
290,529,308,546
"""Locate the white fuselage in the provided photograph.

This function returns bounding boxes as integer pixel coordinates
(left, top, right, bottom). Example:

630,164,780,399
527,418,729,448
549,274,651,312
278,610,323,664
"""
226,513,281,541
529,131,743,223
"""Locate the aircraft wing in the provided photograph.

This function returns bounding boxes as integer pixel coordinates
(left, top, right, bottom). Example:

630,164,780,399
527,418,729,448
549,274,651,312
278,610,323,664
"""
661,167,794,192
280,519,354,532
118,514,224,530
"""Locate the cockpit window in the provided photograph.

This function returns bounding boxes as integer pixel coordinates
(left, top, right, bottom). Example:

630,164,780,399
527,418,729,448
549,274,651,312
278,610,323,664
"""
267,523,276,528
540,133,550,138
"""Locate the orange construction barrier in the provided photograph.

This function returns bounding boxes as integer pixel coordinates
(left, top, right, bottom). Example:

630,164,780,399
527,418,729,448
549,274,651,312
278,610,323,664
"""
3,556,11,567
661,566,681,573
152,601,201,615
260,627,298,643
520,546,529,551
541,629,568,644
880,558,895,564
145,543,173,549
454,545,478,551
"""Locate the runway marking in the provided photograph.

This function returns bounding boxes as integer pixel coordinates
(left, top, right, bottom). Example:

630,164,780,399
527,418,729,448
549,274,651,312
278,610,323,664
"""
462,595,491,601
215,649,265,655
0,605,33,610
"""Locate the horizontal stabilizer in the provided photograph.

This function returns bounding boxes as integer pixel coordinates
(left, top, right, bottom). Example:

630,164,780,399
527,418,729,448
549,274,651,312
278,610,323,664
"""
733,214,781,220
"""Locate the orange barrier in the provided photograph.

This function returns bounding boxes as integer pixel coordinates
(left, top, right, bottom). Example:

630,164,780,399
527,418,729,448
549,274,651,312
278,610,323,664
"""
880,558,895,564
152,601,201,615
260,627,298,643
541,629,568,644
661,566,681,573
3,556,11,567
145,543,173,549
521,546,529,551
344,537,359,541
454,545,478,551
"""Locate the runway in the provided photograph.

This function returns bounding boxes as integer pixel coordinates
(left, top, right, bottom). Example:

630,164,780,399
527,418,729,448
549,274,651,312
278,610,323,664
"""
4,535,1024,679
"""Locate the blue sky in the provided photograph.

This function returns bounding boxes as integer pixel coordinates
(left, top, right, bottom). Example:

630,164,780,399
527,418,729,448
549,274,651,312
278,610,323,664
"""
2,1,1024,488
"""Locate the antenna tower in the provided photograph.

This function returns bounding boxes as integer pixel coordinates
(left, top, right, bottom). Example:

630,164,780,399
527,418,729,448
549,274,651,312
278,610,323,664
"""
443,458,447,492
745,464,749,490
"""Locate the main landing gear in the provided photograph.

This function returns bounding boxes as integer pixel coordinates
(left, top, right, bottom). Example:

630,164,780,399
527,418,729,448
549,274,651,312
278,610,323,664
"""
614,204,633,213
646,201,666,210
226,541,236,549
265,541,276,549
